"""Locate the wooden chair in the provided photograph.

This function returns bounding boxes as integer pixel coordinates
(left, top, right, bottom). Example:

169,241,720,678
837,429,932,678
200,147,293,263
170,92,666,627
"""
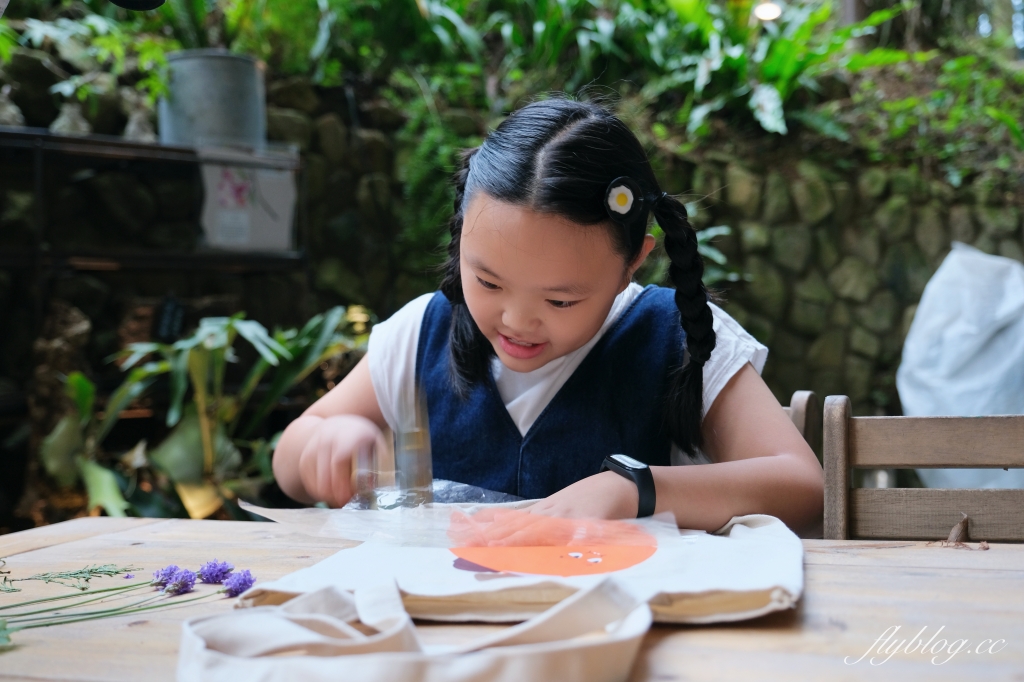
823,395,1024,542
783,390,822,459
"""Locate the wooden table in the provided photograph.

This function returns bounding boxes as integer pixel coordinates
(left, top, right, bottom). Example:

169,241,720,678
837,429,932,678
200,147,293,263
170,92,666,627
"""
0,517,1021,681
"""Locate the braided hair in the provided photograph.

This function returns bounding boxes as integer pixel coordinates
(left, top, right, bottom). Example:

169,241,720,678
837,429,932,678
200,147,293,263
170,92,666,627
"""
439,98,716,456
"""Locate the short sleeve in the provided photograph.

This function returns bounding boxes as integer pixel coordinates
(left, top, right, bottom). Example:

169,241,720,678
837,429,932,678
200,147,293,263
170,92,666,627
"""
701,302,769,413
670,303,768,466
367,293,433,432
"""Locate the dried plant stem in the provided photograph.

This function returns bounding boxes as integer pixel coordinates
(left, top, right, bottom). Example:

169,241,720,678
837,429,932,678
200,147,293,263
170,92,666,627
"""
0,581,151,611
15,591,217,631
8,593,169,624
5,587,161,620
14,564,140,591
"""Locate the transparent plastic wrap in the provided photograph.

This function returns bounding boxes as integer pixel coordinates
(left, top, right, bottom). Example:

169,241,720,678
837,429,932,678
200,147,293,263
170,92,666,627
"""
241,499,681,549
348,478,524,509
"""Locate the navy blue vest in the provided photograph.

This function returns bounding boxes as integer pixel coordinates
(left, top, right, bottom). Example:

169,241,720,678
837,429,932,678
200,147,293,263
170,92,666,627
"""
415,285,686,499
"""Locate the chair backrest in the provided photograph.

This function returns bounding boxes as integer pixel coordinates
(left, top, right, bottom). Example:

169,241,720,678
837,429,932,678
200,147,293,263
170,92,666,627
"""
782,390,822,459
823,395,1024,542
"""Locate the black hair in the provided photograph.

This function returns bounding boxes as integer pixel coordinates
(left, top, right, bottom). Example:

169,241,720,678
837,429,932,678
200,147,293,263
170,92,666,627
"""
438,98,716,456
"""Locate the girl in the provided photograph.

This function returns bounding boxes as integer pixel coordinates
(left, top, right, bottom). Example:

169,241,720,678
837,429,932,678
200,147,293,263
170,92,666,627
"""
274,98,823,534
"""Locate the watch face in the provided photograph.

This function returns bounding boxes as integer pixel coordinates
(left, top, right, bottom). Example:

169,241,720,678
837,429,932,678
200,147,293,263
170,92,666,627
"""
610,454,646,470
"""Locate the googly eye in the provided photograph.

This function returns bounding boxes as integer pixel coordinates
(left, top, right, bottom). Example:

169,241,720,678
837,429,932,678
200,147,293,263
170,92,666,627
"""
568,552,583,559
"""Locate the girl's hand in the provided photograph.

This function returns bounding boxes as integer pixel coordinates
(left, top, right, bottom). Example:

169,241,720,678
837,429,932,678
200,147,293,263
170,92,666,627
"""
297,414,387,508
527,470,640,520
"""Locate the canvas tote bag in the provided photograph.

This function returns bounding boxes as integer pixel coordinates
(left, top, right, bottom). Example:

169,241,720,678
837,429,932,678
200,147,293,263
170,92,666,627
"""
178,577,651,682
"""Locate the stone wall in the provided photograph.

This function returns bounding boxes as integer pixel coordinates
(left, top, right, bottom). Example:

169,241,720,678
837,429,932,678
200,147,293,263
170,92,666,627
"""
262,77,434,316
681,158,1023,415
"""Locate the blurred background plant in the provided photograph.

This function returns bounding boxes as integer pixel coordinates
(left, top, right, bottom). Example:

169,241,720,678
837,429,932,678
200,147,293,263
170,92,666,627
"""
36,308,368,521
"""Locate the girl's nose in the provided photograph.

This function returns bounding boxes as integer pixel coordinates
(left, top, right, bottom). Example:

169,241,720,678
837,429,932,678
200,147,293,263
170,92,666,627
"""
501,301,539,334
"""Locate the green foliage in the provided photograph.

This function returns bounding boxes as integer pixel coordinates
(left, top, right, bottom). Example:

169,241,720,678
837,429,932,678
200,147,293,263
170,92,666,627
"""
39,415,82,488
651,2,902,135
639,224,742,288
984,106,1024,151
696,225,744,286
21,14,176,104
238,306,360,437
148,405,242,484
0,20,17,63
158,0,257,51
36,309,366,519
36,368,157,514
78,458,131,518
835,48,1024,176
115,309,361,497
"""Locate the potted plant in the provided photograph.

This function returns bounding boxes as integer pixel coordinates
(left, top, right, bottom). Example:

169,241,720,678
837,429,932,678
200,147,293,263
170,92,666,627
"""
156,0,266,149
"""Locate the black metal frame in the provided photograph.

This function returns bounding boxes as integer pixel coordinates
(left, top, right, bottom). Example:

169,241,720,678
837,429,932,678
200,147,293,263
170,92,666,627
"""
0,125,309,336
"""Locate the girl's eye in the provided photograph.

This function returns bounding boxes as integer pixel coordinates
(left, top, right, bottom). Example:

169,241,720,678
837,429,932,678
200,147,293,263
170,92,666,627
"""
476,277,499,290
548,299,580,309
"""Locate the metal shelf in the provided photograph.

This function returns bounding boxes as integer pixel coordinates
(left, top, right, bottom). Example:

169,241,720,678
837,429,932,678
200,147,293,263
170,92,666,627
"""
0,126,301,170
55,250,305,273
0,125,310,336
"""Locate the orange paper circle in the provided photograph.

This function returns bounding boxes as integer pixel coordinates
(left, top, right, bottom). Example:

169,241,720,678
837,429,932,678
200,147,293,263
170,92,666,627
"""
450,544,657,577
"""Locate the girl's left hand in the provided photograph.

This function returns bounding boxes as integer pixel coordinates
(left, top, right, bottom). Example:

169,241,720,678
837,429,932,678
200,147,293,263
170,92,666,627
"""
527,470,640,520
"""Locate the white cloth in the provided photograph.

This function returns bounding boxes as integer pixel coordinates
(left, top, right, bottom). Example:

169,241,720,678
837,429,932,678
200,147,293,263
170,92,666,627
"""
897,242,1024,488
179,579,651,682
240,506,804,625
369,284,768,440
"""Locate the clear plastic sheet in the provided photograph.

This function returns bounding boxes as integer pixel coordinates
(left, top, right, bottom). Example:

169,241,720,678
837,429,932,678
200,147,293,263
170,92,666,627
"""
240,496,681,549
346,478,524,510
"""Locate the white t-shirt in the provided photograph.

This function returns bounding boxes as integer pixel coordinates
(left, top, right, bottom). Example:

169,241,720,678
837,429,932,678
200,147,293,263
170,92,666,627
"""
368,283,768,463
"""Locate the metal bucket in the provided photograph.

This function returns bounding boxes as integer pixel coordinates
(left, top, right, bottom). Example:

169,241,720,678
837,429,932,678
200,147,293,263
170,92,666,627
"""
158,49,265,149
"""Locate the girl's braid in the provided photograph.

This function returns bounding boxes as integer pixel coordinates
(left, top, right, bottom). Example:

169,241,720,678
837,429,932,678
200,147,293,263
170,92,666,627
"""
653,194,716,454
439,147,479,304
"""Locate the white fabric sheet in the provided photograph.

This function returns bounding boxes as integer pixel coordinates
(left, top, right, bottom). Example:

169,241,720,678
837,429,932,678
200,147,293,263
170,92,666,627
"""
240,506,804,625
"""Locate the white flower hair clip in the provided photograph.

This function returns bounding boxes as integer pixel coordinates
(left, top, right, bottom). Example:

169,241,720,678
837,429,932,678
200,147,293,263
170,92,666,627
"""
604,176,645,223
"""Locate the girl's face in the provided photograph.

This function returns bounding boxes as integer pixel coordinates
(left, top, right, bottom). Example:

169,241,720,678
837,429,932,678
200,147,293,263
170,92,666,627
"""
461,193,654,373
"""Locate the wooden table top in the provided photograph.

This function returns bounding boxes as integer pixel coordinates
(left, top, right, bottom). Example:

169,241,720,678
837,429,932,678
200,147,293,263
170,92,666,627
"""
0,517,1021,681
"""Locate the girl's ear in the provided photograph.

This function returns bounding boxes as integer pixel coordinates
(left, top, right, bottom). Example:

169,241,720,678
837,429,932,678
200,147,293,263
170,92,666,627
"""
623,233,657,287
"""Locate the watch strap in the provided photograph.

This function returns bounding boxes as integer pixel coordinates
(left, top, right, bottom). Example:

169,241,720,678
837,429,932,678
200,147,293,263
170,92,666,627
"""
600,456,656,518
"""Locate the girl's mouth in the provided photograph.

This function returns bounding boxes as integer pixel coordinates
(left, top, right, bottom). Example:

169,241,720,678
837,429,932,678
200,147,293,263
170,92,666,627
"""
498,333,548,360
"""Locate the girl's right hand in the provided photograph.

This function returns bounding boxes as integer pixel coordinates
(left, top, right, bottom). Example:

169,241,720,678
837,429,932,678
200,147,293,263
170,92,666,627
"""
297,414,388,508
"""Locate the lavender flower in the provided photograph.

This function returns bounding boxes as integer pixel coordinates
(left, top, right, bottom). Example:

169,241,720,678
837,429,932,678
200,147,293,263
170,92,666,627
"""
151,565,180,587
197,560,234,584
124,574,135,580
222,569,255,597
162,568,196,596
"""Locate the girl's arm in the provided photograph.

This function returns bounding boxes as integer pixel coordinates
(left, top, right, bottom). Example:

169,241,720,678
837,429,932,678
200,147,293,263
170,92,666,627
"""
272,355,389,507
529,363,825,534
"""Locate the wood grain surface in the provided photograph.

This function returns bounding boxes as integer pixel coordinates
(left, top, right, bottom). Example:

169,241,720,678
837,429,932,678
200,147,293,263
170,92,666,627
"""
851,488,1024,541
1,518,1022,681
823,395,850,540
849,415,1024,468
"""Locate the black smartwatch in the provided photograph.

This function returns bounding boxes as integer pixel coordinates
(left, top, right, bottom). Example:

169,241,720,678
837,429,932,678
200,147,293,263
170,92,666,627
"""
600,454,656,518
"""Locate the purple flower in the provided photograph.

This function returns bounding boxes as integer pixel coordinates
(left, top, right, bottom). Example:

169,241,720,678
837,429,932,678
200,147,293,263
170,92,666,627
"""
223,569,255,597
197,559,234,584
162,568,196,596
124,574,135,580
151,565,180,587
